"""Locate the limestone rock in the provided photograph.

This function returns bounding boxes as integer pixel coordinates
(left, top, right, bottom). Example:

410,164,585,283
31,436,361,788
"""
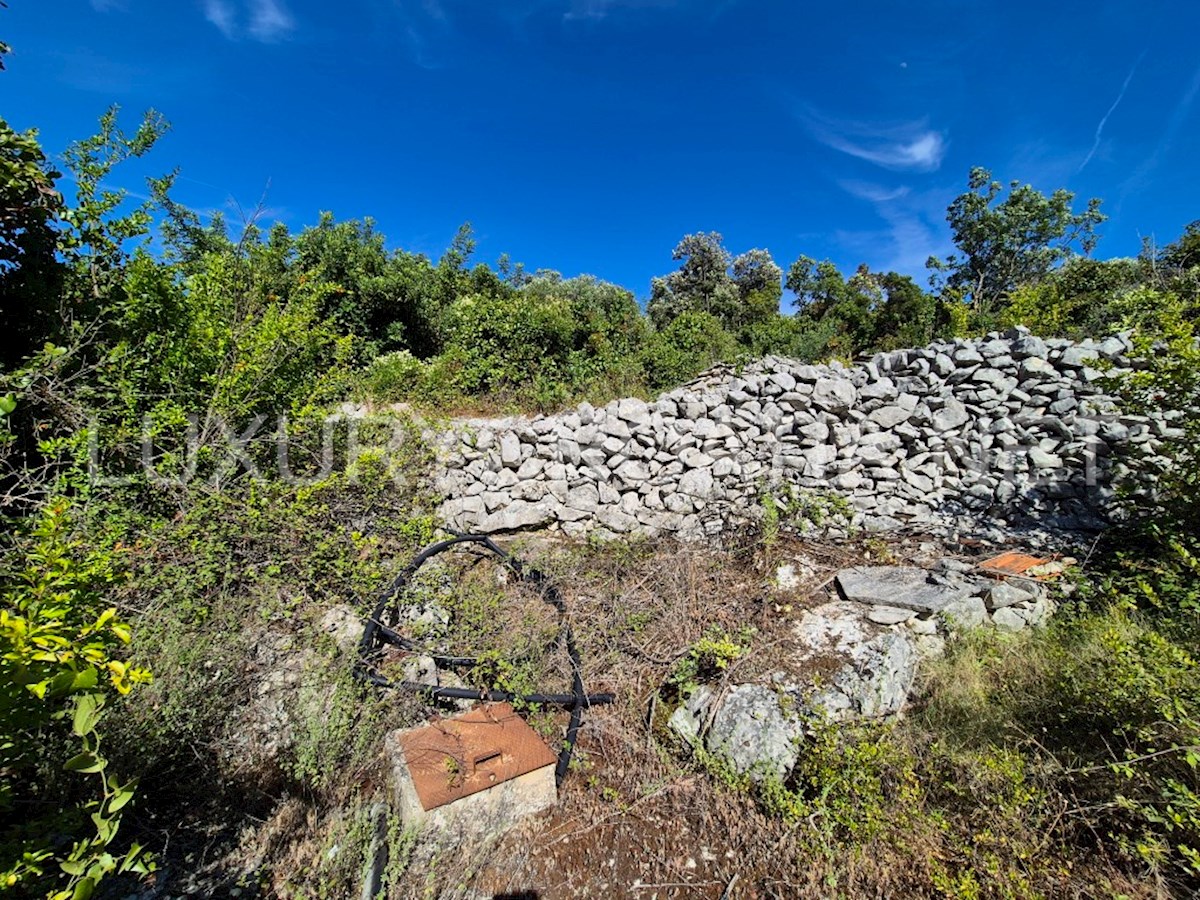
836,566,960,614
706,684,804,781
790,601,917,720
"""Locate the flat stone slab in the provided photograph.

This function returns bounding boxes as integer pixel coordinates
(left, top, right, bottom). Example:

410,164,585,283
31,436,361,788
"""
835,566,961,614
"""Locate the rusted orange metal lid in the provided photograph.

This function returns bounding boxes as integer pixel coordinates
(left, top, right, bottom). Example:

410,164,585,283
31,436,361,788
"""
977,551,1052,579
398,703,558,811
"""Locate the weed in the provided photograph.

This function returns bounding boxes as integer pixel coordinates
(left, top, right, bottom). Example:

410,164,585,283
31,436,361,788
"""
666,625,755,699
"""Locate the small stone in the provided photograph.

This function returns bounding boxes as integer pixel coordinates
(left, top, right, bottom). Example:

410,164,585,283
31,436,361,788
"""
866,606,916,625
1028,447,1062,469
907,616,939,635
812,378,856,411
868,405,911,428
836,566,960,613
499,432,521,468
931,398,969,431
775,564,801,591
991,607,1027,632
986,581,1035,610
940,595,988,631
706,684,803,781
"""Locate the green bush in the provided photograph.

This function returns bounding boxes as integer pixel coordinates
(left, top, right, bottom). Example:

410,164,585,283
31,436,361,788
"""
441,292,576,395
360,350,427,403
1,499,153,899
639,310,738,390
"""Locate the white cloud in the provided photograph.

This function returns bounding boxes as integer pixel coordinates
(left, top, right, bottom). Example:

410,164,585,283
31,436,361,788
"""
838,179,911,203
204,0,238,38
248,0,295,42
1117,60,1200,211
1078,51,1144,173
797,105,948,173
202,0,295,43
832,182,953,279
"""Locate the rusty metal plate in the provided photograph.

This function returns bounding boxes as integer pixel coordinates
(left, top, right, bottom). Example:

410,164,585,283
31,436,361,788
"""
977,551,1052,579
399,703,557,811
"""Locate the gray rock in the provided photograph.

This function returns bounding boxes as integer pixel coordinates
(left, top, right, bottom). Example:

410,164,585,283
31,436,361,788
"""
319,604,364,652
860,377,898,401
866,605,917,625
931,398,969,431
770,371,797,392
680,447,714,468
907,616,939,635
499,432,521,468
836,566,960,613
1059,346,1095,368
679,468,715,498
476,500,555,533
914,634,947,658
798,421,831,443
791,601,916,719
991,607,1027,632
617,397,650,425
940,595,988,630
614,459,651,482
667,686,713,747
986,580,1036,610
1020,357,1057,381
869,405,912,428
515,456,544,479
812,378,856,411
706,684,803,781
1023,594,1056,627
1028,447,1062,469
1014,336,1048,359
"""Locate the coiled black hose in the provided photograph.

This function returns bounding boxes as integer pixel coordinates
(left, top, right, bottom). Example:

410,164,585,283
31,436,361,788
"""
355,532,614,785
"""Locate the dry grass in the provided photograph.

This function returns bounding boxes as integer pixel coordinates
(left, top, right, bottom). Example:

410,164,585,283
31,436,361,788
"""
161,531,1166,899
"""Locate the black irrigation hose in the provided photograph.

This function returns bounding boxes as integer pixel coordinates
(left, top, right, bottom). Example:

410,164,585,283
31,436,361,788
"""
355,531,614,785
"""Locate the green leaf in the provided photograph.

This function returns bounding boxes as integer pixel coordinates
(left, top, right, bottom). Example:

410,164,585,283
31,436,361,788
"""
0,394,16,416
90,812,117,843
107,785,135,814
64,751,106,773
60,860,87,876
72,694,103,737
72,877,96,900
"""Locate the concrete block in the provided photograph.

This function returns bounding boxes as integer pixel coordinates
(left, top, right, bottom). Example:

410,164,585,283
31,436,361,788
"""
388,703,557,837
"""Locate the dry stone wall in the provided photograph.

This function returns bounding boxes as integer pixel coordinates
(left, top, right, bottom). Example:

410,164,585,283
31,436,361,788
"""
435,327,1173,541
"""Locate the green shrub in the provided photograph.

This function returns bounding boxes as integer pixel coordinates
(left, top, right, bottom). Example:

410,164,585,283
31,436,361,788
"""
441,292,575,395
639,310,738,391
1,499,153,899
360,350,427,403
666,625,754,699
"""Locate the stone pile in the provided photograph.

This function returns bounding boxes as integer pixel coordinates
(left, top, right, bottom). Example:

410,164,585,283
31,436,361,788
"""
667,563,1056,780
436,328,1173,541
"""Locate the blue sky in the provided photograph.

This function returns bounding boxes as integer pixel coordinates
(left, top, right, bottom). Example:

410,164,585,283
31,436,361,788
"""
3,1,1199,300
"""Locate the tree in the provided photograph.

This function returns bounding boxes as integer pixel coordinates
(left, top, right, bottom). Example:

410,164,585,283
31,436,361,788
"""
0,118,64,365
785,257,882,357
647,232,738,328
522,273,645,361
927,167,1105,317
639,310,738,390
1155,220,1200,305
648,233,781,331
871,271,938,350
730,248,782,329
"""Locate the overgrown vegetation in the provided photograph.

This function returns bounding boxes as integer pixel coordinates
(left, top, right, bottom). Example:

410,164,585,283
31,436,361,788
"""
2,35,1200,897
